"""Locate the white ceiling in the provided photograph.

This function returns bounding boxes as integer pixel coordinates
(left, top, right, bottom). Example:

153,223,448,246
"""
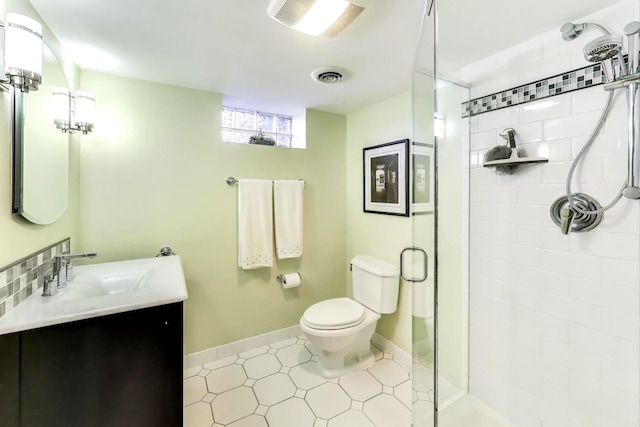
28,0,628,115
27,0,426,116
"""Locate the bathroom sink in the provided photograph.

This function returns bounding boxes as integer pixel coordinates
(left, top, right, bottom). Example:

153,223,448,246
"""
0,256,188,335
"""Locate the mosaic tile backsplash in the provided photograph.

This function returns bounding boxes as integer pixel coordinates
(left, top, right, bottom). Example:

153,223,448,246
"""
0,238,70,319
462,63,605,118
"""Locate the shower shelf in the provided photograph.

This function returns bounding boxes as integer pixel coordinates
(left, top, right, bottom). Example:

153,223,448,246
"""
483,127,549,173
483,152,549,167
483,149,548,175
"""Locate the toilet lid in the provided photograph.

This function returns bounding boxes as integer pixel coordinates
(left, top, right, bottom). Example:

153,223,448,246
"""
302,298,365,330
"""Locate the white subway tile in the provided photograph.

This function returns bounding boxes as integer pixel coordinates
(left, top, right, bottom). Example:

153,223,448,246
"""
471,129,500,150
519,94,571,124
601,388,640,426
542,335,570,366
602,358,640,397
603,156,628,183
541,294,602,331
476,107,519,133
496,204,542,226
517,266,570,297
509,121,543,143
476,184,519,204
540,249,602,280
572,132,628,159
601,258,640,288
541,161,570,184
496,163,543,185
601,308,640,343
571,86,610,115
539,138,573,162
471,167,498,186
543,110,603,141
471,203,497,221
472,220,518,244
517,184,564,205
569,229,639,262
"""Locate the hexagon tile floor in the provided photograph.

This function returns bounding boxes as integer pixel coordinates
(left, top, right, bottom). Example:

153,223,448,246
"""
183,335,412,427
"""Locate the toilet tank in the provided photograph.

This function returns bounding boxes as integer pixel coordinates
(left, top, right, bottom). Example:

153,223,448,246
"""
351,255,400,314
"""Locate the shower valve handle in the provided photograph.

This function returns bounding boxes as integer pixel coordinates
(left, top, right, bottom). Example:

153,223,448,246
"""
559,206,575,235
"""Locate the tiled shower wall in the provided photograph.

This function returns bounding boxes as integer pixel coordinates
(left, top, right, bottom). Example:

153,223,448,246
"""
0,239,70,318
463,1,639,426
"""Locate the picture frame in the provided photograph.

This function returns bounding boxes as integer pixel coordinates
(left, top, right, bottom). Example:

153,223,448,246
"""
363,139,409,217
411,142,434,214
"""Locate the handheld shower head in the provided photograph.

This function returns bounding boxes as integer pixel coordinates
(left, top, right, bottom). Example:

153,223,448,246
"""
583,34,624,62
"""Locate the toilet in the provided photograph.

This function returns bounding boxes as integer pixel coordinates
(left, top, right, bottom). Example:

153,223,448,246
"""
300,255,400,378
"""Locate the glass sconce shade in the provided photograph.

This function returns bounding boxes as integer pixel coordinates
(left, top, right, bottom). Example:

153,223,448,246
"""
74,90,96,134
52,87,70,130
4,13,43,91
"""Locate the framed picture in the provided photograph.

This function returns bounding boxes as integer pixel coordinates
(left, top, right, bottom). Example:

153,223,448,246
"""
363,139,409,217
411,142,434,214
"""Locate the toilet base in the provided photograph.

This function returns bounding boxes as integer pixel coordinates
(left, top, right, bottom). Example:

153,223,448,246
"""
316,345,377,378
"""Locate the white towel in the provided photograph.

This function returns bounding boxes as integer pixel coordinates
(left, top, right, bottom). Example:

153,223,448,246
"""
238,180,274,269
274,180,304,259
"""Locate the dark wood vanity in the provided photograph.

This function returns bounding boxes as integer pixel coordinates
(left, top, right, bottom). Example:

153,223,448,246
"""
0,302,183,427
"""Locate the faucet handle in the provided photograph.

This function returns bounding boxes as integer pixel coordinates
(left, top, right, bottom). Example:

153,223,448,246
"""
42,274,58,297
560,205,575,235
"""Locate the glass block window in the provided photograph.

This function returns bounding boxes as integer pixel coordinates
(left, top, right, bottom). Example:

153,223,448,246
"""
222,107,293,147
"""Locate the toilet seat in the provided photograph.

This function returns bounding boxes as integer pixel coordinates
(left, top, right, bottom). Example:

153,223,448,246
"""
302,298,365,330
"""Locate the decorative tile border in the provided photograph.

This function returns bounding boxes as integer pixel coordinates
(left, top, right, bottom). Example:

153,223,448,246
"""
0,238,70,319
462,63,605,118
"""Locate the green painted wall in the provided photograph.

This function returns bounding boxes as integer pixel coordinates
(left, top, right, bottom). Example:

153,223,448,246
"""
0,0,81,267
346,92,413,353
77,71,348,354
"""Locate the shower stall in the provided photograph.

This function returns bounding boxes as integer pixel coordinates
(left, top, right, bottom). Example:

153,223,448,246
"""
411,0,640,426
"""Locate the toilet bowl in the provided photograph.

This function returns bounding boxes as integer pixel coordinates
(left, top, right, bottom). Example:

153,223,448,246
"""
300,297,381,378
299,255,400,378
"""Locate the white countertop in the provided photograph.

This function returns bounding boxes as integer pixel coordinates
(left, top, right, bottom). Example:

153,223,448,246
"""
0,256,188,336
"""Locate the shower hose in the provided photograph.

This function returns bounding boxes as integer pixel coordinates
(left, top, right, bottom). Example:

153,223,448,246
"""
566,87,628,215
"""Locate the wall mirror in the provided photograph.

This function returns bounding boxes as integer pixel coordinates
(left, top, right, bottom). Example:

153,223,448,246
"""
12,44,69,224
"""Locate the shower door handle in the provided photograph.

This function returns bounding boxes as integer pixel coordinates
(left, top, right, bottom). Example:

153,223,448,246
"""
400,246,428,282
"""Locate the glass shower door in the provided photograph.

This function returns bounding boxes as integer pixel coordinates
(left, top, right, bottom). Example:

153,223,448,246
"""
411,1,471,425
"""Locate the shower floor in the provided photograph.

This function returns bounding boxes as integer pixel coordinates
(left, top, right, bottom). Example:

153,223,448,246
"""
183,335,412,427
439,395,512,427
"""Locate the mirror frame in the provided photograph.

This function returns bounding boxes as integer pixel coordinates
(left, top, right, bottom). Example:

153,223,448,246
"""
11,88,24,214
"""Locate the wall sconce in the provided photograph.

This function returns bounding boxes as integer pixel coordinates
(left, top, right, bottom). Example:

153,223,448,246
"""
0,13,43,92
52,87,96,134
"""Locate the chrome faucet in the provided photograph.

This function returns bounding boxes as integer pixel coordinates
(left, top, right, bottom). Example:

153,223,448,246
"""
42,252,97,297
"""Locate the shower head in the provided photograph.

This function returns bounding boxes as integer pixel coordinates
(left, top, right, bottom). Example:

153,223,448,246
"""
583,34,624,62
560,22,611,41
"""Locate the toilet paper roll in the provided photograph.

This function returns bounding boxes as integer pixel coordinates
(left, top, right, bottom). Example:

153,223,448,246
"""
280,272,301,289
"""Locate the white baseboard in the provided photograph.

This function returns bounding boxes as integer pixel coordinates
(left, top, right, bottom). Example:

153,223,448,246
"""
372,332,412,372
184,327,411,373
184,324,303,368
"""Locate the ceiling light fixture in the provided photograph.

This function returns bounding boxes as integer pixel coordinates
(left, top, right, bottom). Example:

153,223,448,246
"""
0,13,43,92
268,0,364,37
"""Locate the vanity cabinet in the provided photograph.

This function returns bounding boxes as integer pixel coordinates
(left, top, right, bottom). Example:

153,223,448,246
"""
0,302,183,427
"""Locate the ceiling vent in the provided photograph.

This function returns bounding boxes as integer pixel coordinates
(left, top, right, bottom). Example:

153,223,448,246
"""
311,67,348,83
268,0,364,37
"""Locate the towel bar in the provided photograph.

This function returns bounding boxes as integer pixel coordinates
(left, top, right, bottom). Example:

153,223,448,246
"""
226,176,305,186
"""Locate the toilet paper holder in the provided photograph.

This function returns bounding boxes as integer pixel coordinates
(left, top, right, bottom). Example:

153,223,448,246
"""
277,273,301,283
